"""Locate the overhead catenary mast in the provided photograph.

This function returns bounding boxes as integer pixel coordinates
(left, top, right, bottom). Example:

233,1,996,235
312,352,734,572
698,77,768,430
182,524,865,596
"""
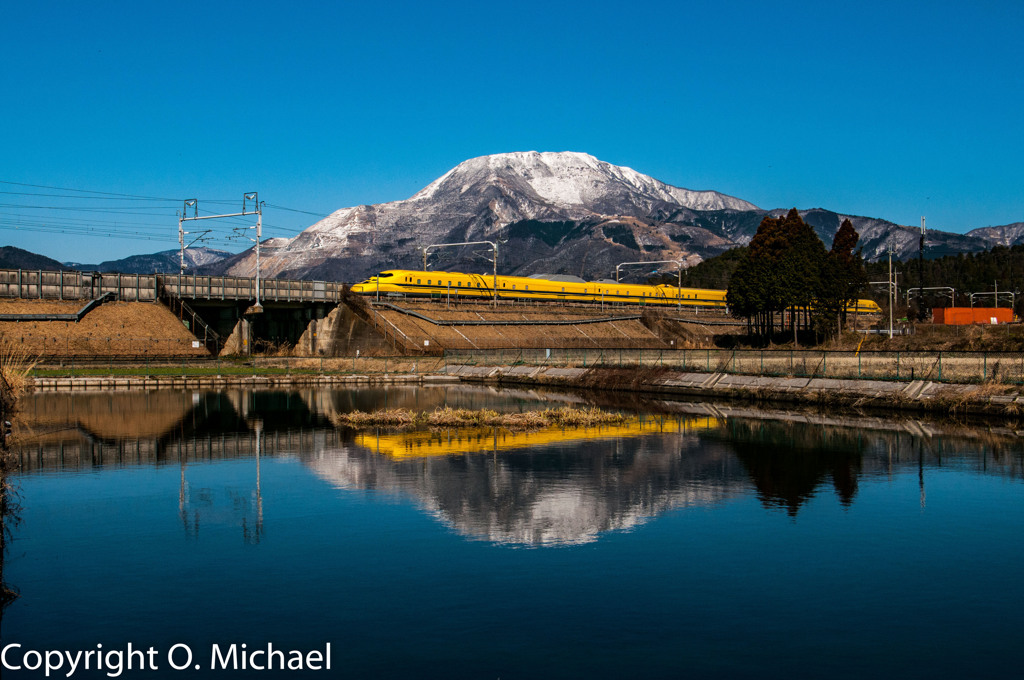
179,192,263,309
918,216,926,320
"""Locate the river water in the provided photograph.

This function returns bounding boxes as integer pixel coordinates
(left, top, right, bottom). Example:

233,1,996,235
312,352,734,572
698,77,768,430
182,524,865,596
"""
3,387,1023,679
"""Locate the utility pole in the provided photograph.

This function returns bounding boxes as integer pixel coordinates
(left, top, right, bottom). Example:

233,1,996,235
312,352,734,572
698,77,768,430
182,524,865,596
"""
614,260,685,310
422,241,498,305
178,199,204,274
888,242,895,339
918,216,926,320
180,192,263,309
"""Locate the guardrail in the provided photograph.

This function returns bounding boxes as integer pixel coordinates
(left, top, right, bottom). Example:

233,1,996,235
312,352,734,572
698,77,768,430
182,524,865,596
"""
0,269,348,303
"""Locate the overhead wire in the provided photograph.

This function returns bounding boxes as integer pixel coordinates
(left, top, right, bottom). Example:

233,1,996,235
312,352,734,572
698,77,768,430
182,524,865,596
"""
0,179,182,201
0,179,333,254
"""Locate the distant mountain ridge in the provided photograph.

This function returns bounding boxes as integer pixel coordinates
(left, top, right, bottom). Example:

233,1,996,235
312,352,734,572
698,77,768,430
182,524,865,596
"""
965,222,1024,248
0,246,72,271
209,151,1019,283
5,152,1021,282
67,247,232,274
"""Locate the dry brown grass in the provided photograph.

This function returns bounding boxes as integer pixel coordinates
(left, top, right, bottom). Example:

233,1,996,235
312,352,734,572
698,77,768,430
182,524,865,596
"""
0,300,83,315
0,334,36,397
0,302,208,357
338,408,418,426
334,405,628,431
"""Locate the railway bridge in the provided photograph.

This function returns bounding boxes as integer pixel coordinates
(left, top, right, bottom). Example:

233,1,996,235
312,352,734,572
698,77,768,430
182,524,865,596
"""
0,268,348,355
0,268,725,357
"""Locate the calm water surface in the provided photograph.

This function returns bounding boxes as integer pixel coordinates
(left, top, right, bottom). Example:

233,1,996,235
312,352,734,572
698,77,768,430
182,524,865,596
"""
3,386,1024,679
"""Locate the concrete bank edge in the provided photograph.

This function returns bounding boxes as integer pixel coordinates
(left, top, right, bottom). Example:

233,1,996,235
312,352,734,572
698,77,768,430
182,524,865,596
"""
30,366,1024,417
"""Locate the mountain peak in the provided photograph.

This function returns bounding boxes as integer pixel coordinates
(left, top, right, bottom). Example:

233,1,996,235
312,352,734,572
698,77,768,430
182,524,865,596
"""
224,151,766,281
412,151,758,212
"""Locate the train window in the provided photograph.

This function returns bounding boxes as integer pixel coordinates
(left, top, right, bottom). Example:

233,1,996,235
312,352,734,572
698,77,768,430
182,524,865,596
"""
417,279,421,284
447,280,451,286
524,285,529,291
428,280,432,285
561,287,565,292
512,284,516,290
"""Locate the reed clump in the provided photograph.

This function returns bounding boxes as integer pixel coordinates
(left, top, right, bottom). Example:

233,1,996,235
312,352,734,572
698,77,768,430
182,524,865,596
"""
0,334,36,401
334,406,628,431
339,408,417,426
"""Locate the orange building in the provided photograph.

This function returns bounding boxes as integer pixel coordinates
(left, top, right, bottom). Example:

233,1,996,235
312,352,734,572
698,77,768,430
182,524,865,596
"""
932,307,1015,325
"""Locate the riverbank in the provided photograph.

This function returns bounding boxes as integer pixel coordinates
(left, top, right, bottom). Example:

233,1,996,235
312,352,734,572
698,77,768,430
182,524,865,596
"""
441,364,1023,418
26,362,1024,418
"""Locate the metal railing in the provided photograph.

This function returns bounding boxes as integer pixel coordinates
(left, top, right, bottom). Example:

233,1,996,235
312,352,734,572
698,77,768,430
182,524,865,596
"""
29,355,450,378
0,268,348,303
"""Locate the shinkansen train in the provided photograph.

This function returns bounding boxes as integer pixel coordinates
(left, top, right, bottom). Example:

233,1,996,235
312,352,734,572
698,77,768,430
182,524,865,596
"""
350,269,883,314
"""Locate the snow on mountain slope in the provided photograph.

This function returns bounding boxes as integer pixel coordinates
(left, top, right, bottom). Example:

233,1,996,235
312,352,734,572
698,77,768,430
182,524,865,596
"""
967,222,1024,247
225,151,759,281
411,152,758,211
218,151,1008,283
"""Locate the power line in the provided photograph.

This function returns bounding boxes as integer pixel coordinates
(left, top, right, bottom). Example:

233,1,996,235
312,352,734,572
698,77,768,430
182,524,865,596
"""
0,181,329,254
0,224,181,243
0,190,181,202
0,203,181,214
0,179,182,201
265,203,332,218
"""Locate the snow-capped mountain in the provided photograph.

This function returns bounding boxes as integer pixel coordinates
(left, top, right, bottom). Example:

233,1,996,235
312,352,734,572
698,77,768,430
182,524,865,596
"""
409,151,757,213
210,151,1015,283
217,151,759,282
967,222,1024,248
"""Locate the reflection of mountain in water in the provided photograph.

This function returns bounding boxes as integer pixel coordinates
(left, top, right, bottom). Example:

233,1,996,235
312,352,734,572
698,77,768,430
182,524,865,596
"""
307,421,747,546
13,387,1024,546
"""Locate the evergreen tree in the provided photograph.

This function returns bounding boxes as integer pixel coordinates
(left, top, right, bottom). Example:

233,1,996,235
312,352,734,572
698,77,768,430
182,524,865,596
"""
815,219,867,336
728,209,829,342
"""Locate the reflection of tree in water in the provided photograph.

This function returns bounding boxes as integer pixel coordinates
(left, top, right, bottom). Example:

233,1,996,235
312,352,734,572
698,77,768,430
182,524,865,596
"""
718,420,864,515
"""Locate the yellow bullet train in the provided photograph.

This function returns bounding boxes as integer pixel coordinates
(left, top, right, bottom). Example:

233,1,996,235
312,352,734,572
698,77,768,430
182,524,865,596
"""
350,269,882,314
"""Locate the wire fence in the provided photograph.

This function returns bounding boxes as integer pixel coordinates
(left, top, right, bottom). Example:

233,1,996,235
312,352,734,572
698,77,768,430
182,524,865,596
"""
442,347,1024,385
29,356,451,378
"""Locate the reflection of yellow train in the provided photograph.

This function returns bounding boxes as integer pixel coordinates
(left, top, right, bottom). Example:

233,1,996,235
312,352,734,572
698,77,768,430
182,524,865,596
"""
351,269,883,313
355,416,720,460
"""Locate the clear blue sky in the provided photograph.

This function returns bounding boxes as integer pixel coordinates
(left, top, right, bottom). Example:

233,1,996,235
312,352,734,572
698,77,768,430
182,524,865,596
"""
2,0,1022,263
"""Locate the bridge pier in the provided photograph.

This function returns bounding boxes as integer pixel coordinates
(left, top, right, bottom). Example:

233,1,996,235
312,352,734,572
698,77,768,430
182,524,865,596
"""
202,302,335,356
295,303,396,356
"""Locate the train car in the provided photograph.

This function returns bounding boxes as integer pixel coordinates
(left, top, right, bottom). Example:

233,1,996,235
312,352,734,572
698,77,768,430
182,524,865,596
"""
350,269,882,314
350,269,728,308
